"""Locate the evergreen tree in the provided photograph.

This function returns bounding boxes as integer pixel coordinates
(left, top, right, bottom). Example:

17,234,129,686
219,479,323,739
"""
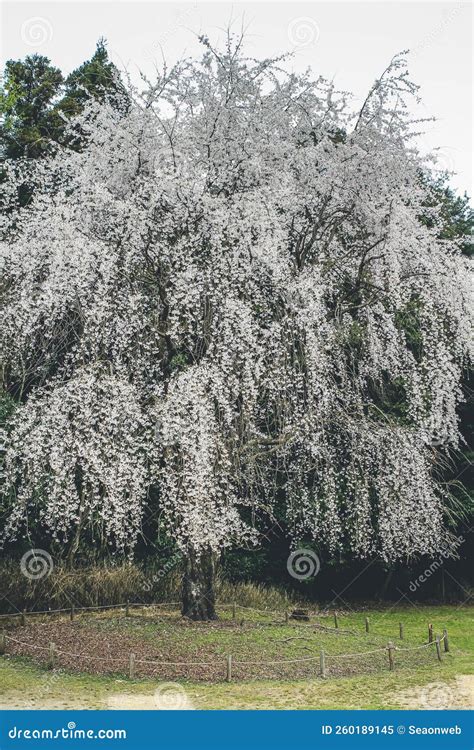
0,54,64,159
59,38,123,120
1,40,122,161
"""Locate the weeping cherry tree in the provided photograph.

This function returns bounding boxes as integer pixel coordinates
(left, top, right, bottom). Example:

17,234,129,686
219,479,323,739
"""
1,36,472,619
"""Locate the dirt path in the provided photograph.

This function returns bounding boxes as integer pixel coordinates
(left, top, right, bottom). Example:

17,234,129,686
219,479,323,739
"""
107,686,195,710
0,683,195,711
395,675,473,709
0,695,94,710
1,676,471,710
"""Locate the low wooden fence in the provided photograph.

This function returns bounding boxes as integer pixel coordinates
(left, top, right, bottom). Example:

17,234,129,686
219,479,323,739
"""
0,601,450,683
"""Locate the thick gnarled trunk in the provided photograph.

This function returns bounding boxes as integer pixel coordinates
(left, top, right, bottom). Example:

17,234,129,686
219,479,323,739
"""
181,549,217,620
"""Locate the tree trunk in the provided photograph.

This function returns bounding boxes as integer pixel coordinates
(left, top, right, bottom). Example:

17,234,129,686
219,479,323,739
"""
181,548,217,621
67,510,84,568
377,569,393,600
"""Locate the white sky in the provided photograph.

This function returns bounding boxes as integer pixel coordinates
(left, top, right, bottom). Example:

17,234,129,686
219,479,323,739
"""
1,1,472,194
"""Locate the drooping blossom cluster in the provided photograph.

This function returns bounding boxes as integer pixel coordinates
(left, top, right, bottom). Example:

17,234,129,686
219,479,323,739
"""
1,41,471,561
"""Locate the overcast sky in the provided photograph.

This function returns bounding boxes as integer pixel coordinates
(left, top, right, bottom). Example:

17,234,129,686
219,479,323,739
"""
1,1,472,194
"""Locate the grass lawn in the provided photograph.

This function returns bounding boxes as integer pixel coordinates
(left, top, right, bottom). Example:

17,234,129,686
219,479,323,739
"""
0,603,472,710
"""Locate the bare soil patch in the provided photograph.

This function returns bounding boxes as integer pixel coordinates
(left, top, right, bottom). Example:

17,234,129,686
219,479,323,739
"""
395,675,473,709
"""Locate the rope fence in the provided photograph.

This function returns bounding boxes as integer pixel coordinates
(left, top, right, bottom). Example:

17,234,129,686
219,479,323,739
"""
0,601,353,619
0,601,182,619
0,603,450,682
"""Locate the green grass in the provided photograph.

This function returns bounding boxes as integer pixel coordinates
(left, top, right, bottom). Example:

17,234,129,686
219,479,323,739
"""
0,604,472,710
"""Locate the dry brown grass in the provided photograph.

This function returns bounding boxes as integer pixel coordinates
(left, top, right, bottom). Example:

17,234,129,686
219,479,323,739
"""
0,560,295,614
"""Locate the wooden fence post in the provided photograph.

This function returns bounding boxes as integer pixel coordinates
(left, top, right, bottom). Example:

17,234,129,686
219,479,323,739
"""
285,610,289,624
399,622,404,640
226,654,232,682
387,641,394,671
443,628,449,653
48,642,56,669
365,617,369,633
320,649,326,678
70,606,75,622
428,623,433,643
232,602,236,620
334,612,339,629
129,652,135,679
21,610,26,627
435,635,442,662
125,601,130,617
0,631,5,655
